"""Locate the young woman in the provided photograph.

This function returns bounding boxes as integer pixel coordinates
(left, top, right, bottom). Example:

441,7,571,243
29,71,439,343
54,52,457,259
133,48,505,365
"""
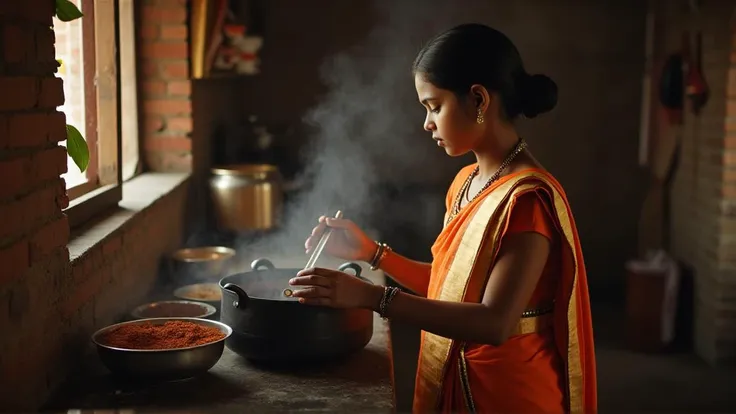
289,23,597,414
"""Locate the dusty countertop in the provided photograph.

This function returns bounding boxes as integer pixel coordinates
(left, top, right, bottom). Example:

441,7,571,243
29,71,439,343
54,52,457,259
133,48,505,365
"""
43,255,394,413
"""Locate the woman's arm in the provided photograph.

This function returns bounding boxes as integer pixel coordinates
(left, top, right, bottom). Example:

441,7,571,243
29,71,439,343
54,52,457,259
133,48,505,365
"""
367,231,550,345
375,249,431,296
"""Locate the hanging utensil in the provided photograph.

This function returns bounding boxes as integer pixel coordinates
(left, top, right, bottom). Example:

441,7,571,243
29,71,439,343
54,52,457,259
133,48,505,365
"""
686,30,709,114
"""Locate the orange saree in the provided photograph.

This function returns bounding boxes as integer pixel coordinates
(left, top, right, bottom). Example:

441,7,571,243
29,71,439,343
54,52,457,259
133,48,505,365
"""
412,166,597,414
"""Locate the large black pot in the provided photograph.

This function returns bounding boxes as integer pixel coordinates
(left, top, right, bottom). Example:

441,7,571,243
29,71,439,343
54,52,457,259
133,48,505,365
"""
219,258,374,362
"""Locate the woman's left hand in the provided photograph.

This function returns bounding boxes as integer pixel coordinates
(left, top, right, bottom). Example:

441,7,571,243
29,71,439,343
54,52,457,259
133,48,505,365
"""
289,268,382,309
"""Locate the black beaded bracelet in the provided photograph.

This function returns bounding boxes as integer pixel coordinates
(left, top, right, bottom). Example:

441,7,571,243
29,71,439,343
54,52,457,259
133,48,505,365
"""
378,286,400,320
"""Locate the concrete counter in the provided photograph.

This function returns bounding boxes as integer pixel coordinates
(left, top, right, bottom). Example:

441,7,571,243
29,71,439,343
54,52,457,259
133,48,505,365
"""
44,256,394,413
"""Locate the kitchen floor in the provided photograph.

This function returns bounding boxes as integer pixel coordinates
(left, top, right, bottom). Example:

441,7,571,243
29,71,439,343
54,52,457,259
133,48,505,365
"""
388,303,736,413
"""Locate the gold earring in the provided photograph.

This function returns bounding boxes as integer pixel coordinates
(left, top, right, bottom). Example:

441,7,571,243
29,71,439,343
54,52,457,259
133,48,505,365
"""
476,109,484,124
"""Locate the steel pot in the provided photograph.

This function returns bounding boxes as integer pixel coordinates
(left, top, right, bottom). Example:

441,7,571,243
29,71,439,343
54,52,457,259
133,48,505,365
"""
219,258,373,362
209,164,283,232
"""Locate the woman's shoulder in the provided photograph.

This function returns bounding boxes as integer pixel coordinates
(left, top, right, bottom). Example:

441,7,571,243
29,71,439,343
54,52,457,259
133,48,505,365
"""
507,167,567,196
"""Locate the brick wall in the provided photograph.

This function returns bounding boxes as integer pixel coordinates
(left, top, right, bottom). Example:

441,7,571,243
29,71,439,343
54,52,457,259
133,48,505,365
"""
656,1,736,365
0,1,190,411
138,0,193,172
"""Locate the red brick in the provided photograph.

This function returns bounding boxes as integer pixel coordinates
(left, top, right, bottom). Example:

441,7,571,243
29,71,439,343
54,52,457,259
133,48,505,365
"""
160,25,187,40
56,193,69,210
0,77,38,111
0,157,29,199
149,0,187,6
38,77,64,108
723,184,736,199
140,41,188,59
140,61,160,78
145,150,192,172
0,240,29,285
144,116,165,133
165,116,192,132
20,0,53,25
0,1,20,16
728,101,736,117
725,151,736,167
33,146,68,182
159,61,188,79
724,168,736,184
144,99,191,115
29,215,69,263
0,200,24,241
35,26,55,63
7,113,52,147
0,115,8,148
145,136,191,151
142,80,166,96
166,80,190,97
2,24,27,63
0,185,60,241
142,6,187,24
47,111,67,142
726,117,736,133
139,24,159,40
60,268,103,317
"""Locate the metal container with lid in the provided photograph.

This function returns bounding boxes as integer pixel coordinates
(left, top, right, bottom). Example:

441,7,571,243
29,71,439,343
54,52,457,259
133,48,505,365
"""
209,164,283,232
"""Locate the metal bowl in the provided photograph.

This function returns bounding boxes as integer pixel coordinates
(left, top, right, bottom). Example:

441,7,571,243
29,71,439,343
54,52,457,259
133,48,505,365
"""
91,317,232,380
169,246,236,283
173,283,222,303
131,300,217,320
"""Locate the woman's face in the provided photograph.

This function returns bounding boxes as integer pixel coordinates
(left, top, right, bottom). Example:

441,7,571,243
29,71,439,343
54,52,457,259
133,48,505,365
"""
415,74,481,157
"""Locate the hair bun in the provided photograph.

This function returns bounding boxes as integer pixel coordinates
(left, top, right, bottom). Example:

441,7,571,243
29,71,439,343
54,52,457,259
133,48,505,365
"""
519,74,558,118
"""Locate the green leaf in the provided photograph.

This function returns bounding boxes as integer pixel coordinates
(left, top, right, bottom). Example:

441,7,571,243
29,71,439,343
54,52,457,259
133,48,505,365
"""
66,124,89,172
55,0,83,22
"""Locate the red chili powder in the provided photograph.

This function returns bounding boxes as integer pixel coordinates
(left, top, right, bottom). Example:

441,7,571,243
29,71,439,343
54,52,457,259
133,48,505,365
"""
101,321,226,350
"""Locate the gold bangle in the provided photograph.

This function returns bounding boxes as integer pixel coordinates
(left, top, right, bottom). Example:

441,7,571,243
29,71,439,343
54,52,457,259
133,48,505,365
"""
368,241,382,267
371,243,392,271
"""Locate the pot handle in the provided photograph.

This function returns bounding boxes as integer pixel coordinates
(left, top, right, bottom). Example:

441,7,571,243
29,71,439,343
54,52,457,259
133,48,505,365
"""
338,262,373,284
223,283,249,309
250,258,275,271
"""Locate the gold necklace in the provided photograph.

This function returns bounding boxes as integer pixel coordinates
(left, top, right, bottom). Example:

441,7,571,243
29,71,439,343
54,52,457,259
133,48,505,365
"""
445,138,527,226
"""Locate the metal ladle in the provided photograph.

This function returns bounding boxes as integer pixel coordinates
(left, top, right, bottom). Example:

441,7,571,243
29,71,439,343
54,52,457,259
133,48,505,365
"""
283,210,343,298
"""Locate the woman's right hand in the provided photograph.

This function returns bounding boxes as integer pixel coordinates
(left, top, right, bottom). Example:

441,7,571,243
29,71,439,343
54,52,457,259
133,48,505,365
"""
305,216,377,263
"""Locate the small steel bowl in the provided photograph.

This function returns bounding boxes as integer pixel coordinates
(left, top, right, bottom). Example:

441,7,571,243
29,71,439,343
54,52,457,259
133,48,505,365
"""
173,283,222,303
173,283,223,314
169,246,236,283
91,317,232,380
131,300,217,320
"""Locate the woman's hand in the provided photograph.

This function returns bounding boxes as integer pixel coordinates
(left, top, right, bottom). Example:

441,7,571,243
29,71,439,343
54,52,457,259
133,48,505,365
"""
289,267,383,310
305,216,376,262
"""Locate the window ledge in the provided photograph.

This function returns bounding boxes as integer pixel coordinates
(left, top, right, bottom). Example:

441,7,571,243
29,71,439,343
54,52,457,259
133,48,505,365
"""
68,172,190,263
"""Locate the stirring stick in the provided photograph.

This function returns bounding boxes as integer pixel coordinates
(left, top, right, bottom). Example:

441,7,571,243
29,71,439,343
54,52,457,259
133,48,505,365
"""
305,210,343,269
283,210,343,298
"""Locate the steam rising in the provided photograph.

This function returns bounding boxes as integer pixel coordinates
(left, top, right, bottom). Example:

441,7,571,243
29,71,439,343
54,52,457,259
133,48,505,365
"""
233,1,461,263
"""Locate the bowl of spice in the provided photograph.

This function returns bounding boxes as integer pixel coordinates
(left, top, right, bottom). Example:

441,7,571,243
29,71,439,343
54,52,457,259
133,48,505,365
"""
131,300,217,320
91,317,232,380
